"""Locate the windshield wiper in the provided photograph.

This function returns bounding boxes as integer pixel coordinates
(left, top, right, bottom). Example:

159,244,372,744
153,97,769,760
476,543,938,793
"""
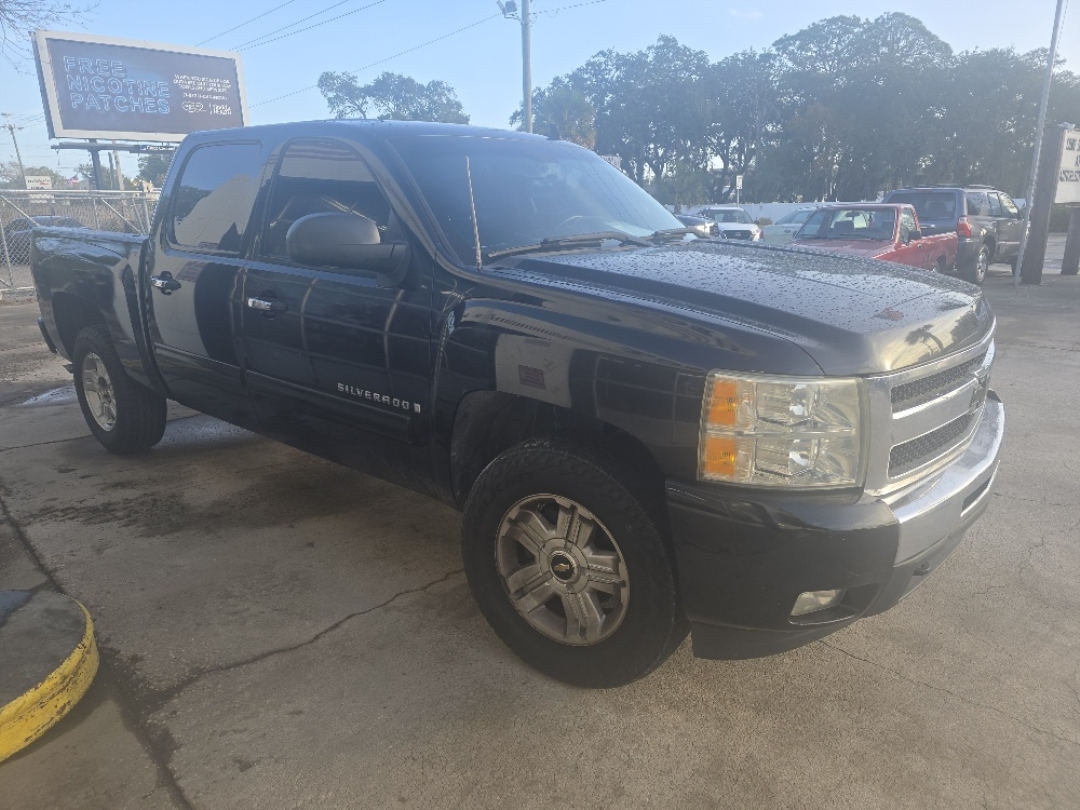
486,230,651,260
647,227,698,243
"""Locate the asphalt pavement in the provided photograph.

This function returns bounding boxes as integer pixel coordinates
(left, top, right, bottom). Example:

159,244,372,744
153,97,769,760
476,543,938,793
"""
0,244,1077,810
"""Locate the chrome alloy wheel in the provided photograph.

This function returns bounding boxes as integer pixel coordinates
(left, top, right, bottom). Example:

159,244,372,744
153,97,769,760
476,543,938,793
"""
81,352,117,431
495,494,629,645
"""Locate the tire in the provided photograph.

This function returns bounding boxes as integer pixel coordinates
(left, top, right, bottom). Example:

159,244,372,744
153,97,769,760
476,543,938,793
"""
963,243,990,284
462,435,688,688
73,325,167,455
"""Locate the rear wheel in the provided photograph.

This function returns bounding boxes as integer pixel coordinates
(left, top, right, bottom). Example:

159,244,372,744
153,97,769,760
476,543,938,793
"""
73,325,167,454
462,435,687,687
963,244,990,284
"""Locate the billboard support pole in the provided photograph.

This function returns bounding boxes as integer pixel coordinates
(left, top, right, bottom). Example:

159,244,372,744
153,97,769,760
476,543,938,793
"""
89,139,104,191
1063,208,1080,276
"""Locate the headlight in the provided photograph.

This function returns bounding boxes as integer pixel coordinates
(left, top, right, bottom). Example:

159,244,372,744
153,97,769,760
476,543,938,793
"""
698,372,865,487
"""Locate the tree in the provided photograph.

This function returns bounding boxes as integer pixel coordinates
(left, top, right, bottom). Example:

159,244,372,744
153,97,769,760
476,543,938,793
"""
564,36,714,184
512,84,596,148
137,151,175,189
317,71,469,123
75,162,136,190
656,160,706,211
0,160,69,188
0,1,94,65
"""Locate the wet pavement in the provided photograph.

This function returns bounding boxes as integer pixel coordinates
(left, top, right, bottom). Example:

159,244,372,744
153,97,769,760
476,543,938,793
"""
1,249,1078,810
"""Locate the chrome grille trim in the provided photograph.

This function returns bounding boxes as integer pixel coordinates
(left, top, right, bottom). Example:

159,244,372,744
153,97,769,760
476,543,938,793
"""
864,327,995,497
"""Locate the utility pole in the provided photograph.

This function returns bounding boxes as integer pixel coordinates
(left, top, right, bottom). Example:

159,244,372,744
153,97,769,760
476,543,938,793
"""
498,0,532,133
1015,0,1066,286
521,0,532,133
113,150,125,191
1,113,28,188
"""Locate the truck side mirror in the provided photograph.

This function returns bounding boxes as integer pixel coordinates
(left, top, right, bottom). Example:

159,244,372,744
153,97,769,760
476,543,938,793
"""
286,212,410,286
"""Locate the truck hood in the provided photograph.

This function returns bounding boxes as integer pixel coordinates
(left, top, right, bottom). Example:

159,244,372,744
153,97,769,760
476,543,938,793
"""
790,237,892,259
505,241,992,376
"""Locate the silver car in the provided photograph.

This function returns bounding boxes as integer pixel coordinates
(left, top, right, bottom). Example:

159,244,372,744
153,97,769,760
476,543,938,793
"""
698,206,762,241
761,208,817,243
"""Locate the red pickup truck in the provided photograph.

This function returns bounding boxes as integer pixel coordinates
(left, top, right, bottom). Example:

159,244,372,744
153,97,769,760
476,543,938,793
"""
791,204,958,273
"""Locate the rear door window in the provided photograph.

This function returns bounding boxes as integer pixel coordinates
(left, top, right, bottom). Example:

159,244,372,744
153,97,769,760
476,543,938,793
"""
965,192,989,216
169,142,264,256
987,193,1003,217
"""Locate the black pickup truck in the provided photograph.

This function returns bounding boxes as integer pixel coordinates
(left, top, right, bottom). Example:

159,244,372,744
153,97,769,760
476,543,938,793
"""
31,121,1005,687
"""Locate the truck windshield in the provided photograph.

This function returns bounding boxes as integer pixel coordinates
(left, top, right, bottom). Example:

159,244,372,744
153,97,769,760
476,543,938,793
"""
393,135,682,262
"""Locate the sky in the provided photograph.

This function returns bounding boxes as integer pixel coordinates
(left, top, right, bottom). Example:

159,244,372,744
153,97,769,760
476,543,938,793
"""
0,0,1076,180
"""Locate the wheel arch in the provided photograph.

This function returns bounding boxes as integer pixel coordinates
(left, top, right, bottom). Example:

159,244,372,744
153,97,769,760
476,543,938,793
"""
448,390,667,510
51,292,108,357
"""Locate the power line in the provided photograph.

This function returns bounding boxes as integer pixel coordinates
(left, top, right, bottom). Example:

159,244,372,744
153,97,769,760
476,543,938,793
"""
249,0,614,110
533,0,612,15
197,0,304,46
232,0,386,51
251,13,502,108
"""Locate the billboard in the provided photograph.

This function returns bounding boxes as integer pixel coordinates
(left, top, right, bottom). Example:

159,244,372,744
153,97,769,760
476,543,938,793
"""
1057,128,1080,206
33,30,248,142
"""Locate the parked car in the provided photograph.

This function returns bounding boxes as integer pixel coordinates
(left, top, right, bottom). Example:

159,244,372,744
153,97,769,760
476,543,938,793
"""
32,121,1003,688
882,186,1024,284
3,216,83,263
675,213,718,238
697,206,762,240
761,207,817,243
792,204,957,273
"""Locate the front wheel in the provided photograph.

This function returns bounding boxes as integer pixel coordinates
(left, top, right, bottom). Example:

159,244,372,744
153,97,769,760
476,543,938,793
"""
462,436,687,688
73,325,167,454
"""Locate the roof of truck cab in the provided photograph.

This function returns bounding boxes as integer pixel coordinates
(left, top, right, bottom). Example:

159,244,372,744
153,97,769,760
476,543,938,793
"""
184,119,549,144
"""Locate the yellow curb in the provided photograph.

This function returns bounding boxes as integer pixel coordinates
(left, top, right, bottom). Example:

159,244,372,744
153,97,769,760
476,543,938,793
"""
0,600,99,763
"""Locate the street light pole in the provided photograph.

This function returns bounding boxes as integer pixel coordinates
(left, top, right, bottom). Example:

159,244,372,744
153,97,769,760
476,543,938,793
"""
1,113,27,188
1015,0,1066,286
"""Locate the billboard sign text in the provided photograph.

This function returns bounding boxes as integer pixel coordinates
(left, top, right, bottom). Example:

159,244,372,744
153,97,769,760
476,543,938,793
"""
1057,129,1080,205
34,30,247,142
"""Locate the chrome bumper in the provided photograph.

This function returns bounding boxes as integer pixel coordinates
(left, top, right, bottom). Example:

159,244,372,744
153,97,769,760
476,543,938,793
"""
887,391,1005,564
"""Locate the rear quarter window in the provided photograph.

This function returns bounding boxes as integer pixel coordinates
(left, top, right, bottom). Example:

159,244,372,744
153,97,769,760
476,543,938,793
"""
169,142,264,256
887,191,956,220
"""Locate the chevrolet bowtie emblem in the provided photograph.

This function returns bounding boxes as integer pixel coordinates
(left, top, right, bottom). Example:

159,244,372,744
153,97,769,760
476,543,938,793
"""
553,562,572,573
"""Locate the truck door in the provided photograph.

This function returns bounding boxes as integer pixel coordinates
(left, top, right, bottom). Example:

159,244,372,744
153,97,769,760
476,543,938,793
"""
897,207,931,269
240,138,435,487
144,141,264,425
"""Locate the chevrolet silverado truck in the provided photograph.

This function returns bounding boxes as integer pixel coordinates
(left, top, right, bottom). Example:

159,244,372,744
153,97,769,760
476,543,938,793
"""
793,203,958,273
31,121,1004,687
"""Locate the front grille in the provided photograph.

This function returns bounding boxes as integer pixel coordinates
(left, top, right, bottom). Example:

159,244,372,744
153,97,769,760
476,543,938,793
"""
891,351,987,409
866,333,994,495
725,230,753,240
889,411,975,476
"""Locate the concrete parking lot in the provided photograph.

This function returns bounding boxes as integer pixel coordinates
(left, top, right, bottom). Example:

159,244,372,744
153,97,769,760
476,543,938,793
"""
1,248,1078,810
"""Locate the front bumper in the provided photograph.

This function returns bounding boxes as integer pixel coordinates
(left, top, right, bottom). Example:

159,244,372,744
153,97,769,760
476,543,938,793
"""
668,393,1004,660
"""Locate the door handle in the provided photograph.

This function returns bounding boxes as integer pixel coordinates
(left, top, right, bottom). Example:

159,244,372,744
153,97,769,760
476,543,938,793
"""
246,297,287,313
150,273,181,295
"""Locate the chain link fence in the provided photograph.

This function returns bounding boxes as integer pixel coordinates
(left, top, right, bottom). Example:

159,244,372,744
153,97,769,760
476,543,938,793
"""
0,190,159,288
